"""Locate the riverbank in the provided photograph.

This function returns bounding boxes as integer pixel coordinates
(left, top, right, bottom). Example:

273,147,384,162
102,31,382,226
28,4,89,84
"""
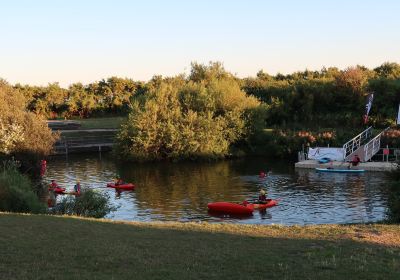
0,213,399,279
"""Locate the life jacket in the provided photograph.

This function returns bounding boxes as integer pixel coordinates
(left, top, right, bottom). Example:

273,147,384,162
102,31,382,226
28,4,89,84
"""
258,194,267,201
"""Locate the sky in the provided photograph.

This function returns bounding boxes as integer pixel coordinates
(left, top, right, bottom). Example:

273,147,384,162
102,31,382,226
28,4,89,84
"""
0,0,399,87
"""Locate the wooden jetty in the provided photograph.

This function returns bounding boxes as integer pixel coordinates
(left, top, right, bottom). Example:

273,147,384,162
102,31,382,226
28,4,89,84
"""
53,129,117,155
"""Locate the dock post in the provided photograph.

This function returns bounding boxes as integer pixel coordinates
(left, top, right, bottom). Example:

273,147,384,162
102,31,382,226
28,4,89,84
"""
387,145,389,162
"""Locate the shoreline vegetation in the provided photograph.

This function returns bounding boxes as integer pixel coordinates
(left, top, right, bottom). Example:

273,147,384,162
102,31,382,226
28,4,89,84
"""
0,212,399,279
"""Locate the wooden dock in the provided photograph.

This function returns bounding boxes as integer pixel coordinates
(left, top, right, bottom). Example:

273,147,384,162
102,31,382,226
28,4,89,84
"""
53,129,117,155
295,160,398,172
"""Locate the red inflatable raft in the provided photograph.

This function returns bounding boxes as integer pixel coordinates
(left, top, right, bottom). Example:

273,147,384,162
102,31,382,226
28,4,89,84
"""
252,199,278,210
106,183,135,191
208,200,277,215
49,187,66,195
208,202,253,215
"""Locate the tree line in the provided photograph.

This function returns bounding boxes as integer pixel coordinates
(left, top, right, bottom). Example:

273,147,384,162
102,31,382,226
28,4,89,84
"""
7,62,400,128
243,62,400,128
14,77,143,119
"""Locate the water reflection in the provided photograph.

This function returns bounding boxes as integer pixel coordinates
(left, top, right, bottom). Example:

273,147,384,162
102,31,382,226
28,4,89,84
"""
44,154,391,225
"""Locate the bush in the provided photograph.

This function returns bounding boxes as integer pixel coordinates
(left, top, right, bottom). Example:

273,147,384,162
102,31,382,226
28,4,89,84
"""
116,63,266,161
0,166,46,213
51,188,115,218
0,80,58,157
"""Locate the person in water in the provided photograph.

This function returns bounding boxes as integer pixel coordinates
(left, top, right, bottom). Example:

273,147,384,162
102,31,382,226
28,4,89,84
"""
258,189,268,203
48,188,57,207
74,181,81,194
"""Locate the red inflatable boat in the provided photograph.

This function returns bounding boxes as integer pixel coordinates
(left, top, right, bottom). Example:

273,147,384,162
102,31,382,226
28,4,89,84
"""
208,202,253,215
49,187,66,195
208,200,277,215
106,183,135,191
252,199,278,210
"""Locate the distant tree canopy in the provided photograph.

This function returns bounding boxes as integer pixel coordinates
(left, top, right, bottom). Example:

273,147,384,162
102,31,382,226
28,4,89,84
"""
0,80,57,157
2,61,400,129
116,63,265,161
14,77,141,119
242,63,400,128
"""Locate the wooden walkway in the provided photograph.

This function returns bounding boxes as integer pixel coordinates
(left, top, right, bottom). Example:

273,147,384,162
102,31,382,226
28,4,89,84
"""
53,131,117,155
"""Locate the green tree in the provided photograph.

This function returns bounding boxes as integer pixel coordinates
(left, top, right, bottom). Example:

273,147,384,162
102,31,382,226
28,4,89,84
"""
116,63,265,161
0,80,57,157
374,62,400,79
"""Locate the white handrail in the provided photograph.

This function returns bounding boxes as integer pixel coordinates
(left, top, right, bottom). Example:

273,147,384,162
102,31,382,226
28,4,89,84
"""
363,127,390,162
342,126,372,159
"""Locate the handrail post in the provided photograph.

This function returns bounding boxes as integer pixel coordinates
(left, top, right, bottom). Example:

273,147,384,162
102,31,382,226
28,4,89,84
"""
65,140,68,155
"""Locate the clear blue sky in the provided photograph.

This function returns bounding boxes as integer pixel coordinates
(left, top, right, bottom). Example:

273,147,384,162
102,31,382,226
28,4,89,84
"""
0,0,399,86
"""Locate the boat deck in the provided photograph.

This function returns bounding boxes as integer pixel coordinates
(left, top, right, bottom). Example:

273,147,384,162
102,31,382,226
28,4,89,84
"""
295,160,397,172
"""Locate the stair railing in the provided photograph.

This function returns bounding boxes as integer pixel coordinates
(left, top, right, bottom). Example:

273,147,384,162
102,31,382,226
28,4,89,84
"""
342,126,372,160
363,127,390,162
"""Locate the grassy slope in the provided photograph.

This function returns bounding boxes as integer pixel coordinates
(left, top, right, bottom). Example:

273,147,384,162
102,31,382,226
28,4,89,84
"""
0,213,399,280
78,117,126,130
59,117,125,140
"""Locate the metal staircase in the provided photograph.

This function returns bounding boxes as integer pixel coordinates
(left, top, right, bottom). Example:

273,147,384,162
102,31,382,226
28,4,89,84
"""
362,127,389,162
342,127,372,160
342,127,389,162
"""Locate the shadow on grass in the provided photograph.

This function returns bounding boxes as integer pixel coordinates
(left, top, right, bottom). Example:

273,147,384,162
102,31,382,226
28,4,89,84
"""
0,214,399,280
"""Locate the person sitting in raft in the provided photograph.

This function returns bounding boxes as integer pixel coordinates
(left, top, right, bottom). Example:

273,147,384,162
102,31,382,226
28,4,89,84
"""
74,181,81,194
49,179,58,190
258,189,268,203
349,154,361,169
115,178,125,186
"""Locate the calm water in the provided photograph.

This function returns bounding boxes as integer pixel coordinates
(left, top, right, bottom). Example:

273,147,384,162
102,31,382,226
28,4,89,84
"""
44,154,391,225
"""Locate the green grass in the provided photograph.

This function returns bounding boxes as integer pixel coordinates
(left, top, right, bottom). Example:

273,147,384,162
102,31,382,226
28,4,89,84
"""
78,117,126,130
0,213,399,280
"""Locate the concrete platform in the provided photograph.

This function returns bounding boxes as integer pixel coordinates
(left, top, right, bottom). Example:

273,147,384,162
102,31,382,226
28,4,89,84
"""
295,160,398,172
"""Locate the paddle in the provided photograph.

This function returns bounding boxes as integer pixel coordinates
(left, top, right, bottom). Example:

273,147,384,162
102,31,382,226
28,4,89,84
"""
243,198,281,205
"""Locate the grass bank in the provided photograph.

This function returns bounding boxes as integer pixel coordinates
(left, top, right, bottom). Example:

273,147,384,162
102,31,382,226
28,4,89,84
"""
78,117,126,130
0,213,399,280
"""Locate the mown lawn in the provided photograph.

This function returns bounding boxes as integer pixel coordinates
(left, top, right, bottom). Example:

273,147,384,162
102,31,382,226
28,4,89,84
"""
0,213,399,280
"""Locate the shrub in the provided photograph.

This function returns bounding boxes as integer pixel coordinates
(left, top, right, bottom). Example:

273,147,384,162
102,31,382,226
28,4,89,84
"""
51,188,115,218
116,63,266,161
382,128,400,148
0,166,46,213
0,81,58,157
